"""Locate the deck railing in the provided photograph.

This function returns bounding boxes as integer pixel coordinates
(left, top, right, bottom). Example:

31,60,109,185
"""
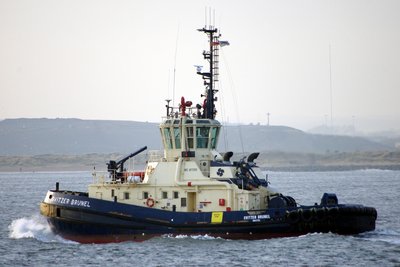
91,171,107,184
148,150,164,162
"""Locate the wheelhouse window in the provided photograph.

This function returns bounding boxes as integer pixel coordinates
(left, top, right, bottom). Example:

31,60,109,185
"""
173,191,179,199
186,127,194,149
196,127,210,148
162,191,168,199
173,127,181,149
210,127,219,149
164,128,173,149
143,192,149,199
124,192,130,200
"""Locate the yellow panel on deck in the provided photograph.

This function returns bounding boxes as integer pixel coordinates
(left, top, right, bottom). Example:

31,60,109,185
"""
211,212,223,223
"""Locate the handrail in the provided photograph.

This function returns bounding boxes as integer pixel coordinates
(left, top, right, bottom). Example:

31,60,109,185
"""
91,170,146,185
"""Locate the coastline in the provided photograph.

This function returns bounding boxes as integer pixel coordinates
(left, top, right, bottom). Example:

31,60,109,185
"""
1,151,399,172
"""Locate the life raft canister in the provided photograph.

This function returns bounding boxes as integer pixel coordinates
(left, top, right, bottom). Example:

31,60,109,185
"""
123,171,145,179
146,198,155,208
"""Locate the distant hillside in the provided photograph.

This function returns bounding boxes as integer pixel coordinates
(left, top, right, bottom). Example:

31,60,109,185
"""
0,118,161,155
0,118,392,156
1,151,400,172
221,125,391,153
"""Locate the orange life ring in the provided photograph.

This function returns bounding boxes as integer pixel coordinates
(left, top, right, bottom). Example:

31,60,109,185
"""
146,198,155,208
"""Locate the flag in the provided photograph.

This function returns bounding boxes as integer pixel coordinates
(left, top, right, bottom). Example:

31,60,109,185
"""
219,41,230,47
211,41,230,47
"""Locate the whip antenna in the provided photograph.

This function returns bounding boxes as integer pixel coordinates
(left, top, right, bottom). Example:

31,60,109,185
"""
172,24,180,106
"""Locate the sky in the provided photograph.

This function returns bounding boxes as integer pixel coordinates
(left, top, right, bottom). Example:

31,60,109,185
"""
1,0,399,133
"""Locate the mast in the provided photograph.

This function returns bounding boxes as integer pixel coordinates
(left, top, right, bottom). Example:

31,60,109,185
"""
197,26,220,119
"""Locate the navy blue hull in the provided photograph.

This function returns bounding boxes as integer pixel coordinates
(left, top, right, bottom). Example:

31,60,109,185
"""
40,190,377,243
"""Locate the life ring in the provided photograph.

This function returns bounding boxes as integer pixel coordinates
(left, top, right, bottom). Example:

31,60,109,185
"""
146,198,155,208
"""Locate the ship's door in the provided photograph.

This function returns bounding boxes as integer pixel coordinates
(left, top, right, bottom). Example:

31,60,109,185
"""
187,192,196,212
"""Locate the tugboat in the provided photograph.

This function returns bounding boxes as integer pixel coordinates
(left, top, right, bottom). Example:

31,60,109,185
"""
40,25,377,243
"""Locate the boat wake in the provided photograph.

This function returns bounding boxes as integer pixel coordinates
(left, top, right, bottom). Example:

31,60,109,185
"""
162,234,223,241
359,228,400,245
8,214,75,244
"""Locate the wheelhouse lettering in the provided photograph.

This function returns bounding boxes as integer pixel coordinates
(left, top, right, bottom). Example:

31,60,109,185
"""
184,168,198,172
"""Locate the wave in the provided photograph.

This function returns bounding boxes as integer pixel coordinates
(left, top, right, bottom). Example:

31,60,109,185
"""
162,234,223,240
359,228,400,245
8,214,76,244
356,168,397,173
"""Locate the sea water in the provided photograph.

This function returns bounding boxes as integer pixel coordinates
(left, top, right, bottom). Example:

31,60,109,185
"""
1,170,400,266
